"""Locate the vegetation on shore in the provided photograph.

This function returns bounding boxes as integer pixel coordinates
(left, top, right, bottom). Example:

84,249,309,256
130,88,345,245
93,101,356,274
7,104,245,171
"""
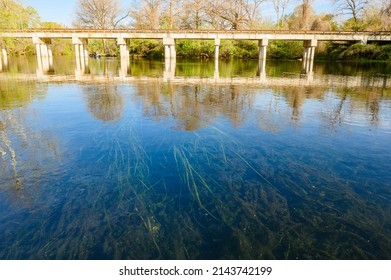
127,39,305,60
127,39,391,62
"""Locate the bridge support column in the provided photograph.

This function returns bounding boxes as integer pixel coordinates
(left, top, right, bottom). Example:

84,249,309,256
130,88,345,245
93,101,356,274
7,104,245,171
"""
214,38,220,79
80,39,89,68
33,37,53,75
164,58,176,81
302,39,317,74
258,39,268,80
117,37,129,60
214,38,220,61
117,37,130,79
47,44,53,67
73,37,89,74
163,37,176,60
0,46,7,72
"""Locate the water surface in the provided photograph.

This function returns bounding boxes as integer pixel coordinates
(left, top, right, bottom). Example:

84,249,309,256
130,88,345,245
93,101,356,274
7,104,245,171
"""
0,57,391,259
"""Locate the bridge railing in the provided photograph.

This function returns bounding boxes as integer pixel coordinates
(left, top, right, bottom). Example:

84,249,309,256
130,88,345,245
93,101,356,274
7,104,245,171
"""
1,28,391,36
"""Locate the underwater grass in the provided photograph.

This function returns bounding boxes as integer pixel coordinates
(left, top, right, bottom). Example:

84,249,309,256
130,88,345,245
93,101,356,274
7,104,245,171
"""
1,83,391,260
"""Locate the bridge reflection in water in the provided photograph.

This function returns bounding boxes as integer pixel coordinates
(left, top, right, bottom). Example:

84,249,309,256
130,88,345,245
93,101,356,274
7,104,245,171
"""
1,55,390,90
33,58,391,90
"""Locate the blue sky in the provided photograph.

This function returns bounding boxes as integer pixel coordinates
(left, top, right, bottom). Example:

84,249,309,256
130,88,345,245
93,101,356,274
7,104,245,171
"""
23,0,77,26
22,0,335,27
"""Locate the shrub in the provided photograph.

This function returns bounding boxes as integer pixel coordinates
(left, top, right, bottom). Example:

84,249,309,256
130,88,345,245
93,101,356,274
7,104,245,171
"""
268,41,303,60
128,40,164,59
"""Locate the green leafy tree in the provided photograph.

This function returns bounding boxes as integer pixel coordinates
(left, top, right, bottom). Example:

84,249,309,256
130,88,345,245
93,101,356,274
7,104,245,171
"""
40,22,63,29
0,0,41,55
0,0,40,29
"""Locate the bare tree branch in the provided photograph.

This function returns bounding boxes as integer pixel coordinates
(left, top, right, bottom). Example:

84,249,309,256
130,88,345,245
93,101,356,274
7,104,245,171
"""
74,0,129,29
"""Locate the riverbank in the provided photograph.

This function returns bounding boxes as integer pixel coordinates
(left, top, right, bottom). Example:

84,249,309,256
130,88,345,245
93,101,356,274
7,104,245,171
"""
128,39,391,62
3,38,391,62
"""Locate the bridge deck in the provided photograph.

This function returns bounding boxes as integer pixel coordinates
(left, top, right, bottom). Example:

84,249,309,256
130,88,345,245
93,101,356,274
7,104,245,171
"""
1,29,391,42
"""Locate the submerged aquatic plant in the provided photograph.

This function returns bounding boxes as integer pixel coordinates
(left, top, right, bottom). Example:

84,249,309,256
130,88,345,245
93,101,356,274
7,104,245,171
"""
1,81,390,260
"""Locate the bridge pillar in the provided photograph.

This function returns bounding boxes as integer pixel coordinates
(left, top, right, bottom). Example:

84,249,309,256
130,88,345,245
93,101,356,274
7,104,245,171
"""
117,37,130,79
0,46,7,71
117,37,129,60
33,37,53,74
73,37,89,73
214,38,220,79
214,38,220,60
163,37,176,60
302,39,317,74
164,58,176,81
258,39,268,79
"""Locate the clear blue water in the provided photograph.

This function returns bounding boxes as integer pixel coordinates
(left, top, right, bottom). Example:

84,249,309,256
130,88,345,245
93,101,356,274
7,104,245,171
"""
0,57,391,259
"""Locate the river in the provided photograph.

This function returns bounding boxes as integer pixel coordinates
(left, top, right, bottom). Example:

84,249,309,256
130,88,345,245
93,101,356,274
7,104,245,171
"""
0,56,390,259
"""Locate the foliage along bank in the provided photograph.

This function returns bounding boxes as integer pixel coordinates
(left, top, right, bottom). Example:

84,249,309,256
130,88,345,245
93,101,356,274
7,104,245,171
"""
128,39,391,62
127,39,305,60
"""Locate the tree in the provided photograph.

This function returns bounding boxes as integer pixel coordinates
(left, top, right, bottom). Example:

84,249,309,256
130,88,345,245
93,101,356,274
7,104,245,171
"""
205,0,247,30
299,0,313,30
372,0,391,31
74,0,130,29
131,0,162,29
245,0,267,29
0,0,40,29
0,0,40,54
311,14,334,31
40,22,63,29
333,0,368,30
271,0,290,29
287,0,316,30
177,0,209,29
161,0,181,29
208,0,266,30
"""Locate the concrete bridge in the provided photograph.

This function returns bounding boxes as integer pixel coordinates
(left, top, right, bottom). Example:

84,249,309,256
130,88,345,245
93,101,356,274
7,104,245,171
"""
1,29,391,75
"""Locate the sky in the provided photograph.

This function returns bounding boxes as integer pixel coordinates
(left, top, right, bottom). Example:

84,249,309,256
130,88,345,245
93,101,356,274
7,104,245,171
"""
23,0,77,27
22,0,336,27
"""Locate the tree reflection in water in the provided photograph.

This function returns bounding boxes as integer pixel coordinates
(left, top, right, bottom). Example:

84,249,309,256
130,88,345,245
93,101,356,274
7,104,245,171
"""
0,80,59,203
83,84,125,122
